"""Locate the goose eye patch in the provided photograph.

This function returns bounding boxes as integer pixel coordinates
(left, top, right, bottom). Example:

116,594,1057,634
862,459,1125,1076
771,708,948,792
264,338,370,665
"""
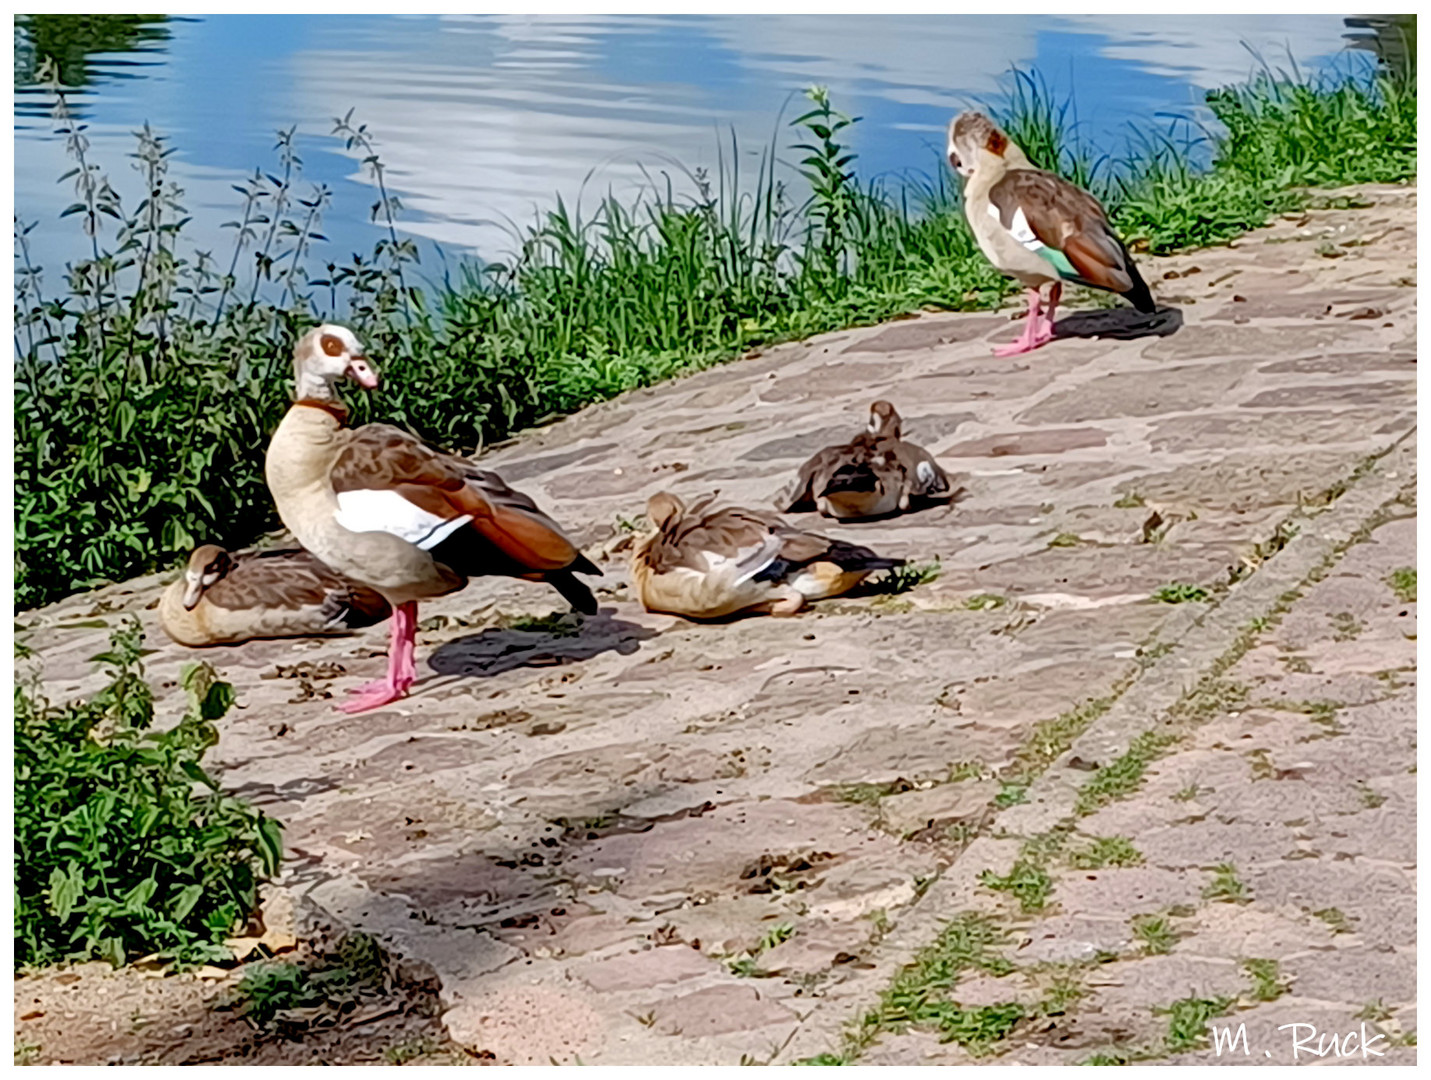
321,333,345,357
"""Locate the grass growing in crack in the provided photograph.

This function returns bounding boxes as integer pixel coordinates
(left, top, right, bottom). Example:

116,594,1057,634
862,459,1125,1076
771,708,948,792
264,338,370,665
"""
1386,567,1416,602
1013,693,1119,776
1313,907,1353,934
1074,730,1177,815
1152,583,1211,604
1202,863,1249,903
1158,995,1235,1052
1355,1000,1393,1023
993,783,1028,808
963,593,1007,611
846,912,1016,1057
725,922,794,978
1243,958,1286,1002
1066,836,1143,870
1172,783,1202,802
1048,532,1084,548
980,860,1054,913
1357,783,1387,809
1113,492,1145,509
1130,913,1180,955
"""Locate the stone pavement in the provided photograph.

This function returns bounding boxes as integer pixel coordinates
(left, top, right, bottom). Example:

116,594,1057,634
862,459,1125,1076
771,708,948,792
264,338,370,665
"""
21,184,1416,1064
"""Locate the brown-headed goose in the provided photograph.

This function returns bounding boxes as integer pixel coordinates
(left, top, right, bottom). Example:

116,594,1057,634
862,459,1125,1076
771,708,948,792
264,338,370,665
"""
158,544,390,647
947,111,1155,356
630,491,903,619
782,400,953,520
264,325,601,711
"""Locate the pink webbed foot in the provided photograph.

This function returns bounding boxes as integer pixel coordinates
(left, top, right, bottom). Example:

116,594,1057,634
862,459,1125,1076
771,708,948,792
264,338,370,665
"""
346,678,393,697
338,680,410,714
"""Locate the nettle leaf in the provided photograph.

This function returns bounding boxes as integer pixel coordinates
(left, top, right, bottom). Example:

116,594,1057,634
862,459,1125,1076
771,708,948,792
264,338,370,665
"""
47,863,85,922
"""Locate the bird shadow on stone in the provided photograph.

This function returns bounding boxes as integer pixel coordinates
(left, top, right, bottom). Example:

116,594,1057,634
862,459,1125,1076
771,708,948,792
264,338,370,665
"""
1054,305,1183,342
426,609,656,680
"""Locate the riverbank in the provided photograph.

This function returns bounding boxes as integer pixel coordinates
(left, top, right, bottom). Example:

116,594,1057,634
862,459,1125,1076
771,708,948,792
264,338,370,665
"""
13,64,1416,610
16,182,1416,1063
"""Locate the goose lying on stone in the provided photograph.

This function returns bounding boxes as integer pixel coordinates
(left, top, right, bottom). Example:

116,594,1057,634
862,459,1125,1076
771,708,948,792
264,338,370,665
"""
782,400,953,520
158,544,390,647
630,491,903,619
264,325,601,712
947,110,1156,356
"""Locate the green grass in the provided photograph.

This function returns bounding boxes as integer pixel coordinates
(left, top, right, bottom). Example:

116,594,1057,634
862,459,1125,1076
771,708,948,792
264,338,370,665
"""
858,913,1020,1056
1130,913,1180,955
1074,731,1178,815
1202,863,1249,903
963,593,1007,611
1243,958,1286,1002
1387,567,1417,602
1151,583,1211,604
1157,995,1235,1052
980,860,1054,913
13,57,1418,609
1066,836,1143,870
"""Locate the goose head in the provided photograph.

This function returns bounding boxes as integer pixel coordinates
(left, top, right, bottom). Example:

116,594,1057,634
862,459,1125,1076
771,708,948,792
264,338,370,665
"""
947,111,1014,178
867,399,903,439
645,491,686,531
183,544,233,610
292,324,378,399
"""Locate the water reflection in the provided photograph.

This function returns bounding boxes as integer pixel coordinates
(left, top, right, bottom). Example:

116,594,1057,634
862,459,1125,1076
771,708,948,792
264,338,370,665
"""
14,14,171,99
10,13,1406,270
1344,14,1416,77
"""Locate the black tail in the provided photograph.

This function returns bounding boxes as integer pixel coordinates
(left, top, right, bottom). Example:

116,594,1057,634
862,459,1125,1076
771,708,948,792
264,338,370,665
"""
548,570,598,615
825,541,904,573
1121,256,1157,314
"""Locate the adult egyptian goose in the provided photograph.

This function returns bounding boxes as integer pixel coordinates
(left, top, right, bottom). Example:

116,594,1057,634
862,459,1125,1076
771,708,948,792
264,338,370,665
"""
264,325,601,711
782,400,953,520
158,544,391,647
630,491,904,619
947,111,1156,356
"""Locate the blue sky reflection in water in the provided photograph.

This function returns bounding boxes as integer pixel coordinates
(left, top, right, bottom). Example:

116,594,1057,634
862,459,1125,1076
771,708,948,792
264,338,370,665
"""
13,13,1379,276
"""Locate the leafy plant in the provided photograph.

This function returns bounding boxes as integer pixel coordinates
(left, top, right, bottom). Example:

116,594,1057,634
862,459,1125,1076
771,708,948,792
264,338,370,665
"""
1386,567,1416,602
14,619,283,968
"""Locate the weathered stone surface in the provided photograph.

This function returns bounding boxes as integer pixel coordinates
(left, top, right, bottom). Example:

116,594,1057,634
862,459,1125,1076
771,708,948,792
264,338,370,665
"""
648,984,796,1037
445,985,606,1064
879,779,999,837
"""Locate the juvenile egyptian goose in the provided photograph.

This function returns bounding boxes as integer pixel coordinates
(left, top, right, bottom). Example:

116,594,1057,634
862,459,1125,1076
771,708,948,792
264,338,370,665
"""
264,325,601,711
782,400,953,520
630,491,904,619
158,544,391,647
947,111,1156,356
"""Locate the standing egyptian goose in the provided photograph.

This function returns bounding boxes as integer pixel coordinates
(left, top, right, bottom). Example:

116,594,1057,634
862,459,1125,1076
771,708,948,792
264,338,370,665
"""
946,111,1156,356
782,400,953,520
264,325,601,711
158,544,391,647
630,491,904,619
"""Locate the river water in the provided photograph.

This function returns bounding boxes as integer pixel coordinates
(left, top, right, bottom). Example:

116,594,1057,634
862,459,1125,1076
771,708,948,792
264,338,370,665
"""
12,14,1409,277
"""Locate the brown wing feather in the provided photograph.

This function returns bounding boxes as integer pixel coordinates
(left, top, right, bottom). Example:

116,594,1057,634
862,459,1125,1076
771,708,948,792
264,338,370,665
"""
989,169,1136,293
334,426,591,575
202,550,346,612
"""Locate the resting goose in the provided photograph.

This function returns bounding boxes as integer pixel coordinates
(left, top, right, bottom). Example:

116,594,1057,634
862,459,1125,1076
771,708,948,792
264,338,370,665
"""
782,400,953,520
158,544,390,647
947,111,1156,356
264,325,601,711
630,491,903,619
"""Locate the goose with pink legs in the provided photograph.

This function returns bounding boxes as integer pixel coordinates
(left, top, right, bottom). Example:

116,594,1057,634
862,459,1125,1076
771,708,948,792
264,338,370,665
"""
947,111,1157,356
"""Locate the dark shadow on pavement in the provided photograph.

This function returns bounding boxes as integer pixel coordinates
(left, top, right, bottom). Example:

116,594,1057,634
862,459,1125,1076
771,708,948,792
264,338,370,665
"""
426,609,656,679
1054,305,1183,342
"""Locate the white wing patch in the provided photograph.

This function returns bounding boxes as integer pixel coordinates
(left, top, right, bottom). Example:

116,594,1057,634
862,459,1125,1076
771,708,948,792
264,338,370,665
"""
700,534,783,587
334,489,472,551
1007,206,1045,253
916,460,937,486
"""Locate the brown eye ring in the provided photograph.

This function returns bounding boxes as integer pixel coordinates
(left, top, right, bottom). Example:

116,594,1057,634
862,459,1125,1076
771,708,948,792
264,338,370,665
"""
321,333,345,357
